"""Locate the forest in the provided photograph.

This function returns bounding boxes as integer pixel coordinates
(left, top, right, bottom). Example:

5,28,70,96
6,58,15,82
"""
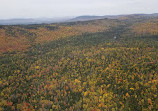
0,15,158,111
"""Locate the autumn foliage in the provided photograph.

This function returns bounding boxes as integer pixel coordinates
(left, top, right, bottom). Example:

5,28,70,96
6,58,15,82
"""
0,17,158,111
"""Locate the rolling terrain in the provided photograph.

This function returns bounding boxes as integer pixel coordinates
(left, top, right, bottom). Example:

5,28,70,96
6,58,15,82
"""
0,14,158,111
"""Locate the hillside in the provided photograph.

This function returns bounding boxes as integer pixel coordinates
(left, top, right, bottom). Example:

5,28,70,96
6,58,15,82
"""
0,15,158,111
0,19,120,54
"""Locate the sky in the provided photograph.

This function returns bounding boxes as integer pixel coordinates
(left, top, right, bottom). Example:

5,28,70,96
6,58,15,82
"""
0,0,158,19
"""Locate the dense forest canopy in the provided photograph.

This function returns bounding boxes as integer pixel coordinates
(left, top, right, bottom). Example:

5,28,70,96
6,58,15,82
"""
0,15,158,111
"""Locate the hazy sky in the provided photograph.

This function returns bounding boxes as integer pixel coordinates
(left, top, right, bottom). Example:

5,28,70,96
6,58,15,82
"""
0,0,158,19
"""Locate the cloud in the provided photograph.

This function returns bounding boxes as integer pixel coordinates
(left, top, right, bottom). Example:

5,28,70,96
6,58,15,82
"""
0,0,158,19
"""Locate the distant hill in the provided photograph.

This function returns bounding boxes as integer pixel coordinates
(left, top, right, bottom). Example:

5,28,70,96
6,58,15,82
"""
0,18,71,25
0,13,158,25
67,16,106,22
68,13,158,22
67,15,127,22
